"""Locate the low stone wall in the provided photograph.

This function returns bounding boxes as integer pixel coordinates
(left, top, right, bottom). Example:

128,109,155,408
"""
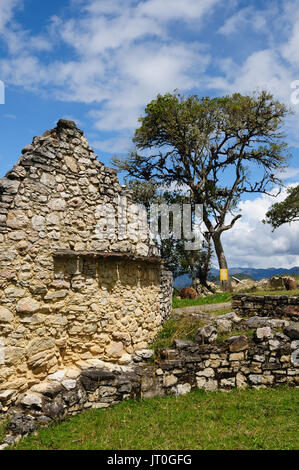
1,323,298,446
232,294,299,321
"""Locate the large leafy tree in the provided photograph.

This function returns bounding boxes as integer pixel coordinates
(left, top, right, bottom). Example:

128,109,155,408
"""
114,91,291,290
264,185,299,229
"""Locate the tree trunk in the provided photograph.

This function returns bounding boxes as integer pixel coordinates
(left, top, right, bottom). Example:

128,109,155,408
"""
212,232,232,292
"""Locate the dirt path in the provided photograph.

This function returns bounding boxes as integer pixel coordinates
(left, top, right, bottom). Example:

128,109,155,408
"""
173,301,232,316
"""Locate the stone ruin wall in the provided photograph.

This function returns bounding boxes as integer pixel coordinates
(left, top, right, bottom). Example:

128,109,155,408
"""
232,294,299,321
1,322,298,442
0,119,173,400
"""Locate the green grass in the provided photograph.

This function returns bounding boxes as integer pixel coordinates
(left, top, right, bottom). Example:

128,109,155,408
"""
217,328,255,343
150,314,206,350
151,308,232,350
172,292,232,309
8,387,299,450
0,418,9,443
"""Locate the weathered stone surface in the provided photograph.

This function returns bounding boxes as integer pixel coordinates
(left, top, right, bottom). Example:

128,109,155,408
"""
175,383,191,396
8,414,36,435
1,330,298,445
284,322,299,340
0,178,20,194
4,347,25,365
172,340,195,349
254,327,273,343
0,120,174,406
163,374,178,387
0,390,16,402
196,368,215,378
133,349,154,361
229,352,245,361
21,393,43,409
80,368,116,391
106,342,124,358
26,338,55,357
195,325,217,344
246,316,269,328
43,402,65,419
30,382,63,397
215,318,232,332
248,374,262,385
228,336,249,352
233,295,299,321
16,298,40,314
31,215,45,232
0,306,14,323
6,210,28,229
217,312,241,323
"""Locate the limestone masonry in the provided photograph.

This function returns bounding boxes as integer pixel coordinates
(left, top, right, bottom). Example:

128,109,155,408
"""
0,119,298,447
232,294,299,321
0,119,173,403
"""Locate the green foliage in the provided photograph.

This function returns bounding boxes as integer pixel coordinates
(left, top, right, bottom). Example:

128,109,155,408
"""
113,90,291,291
9,388,299,450
0,418,9,443
151,307,233,350
264,185,299,229
217,328,255,343
242,289,299,296
150,314,206,350
229,273,255,281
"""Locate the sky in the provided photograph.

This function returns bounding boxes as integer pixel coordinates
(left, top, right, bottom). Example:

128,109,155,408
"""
0,0,299,269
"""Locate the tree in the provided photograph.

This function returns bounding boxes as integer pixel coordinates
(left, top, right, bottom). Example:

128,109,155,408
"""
264,185,299,229
160,237,213,287
114,91,291,291
126,179,213,287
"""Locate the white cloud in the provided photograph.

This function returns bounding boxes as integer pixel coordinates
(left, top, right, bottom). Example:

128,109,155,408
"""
0,0,22,33
91,133,133,154
1,0,299,151
222,184,299,268
0,0,51,54
218,6,267,35
0,0,215,138
276,167,299,180
138,0,221,22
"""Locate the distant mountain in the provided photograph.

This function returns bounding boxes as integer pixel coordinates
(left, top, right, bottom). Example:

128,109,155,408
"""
174,266,299,289
226,266,299,281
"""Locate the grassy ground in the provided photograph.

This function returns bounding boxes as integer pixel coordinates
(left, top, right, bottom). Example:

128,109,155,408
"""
7,387,299,450
151,308,232,350
0,418,9,443
242,289,299,296
172,292,232,309
150,314,205,350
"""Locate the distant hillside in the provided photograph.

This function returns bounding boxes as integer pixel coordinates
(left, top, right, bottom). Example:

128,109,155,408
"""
174,266,299,289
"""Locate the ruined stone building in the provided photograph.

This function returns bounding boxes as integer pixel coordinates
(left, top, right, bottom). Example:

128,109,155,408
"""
0,119,172,395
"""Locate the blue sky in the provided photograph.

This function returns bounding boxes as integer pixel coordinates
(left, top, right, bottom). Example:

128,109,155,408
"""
0,0,299,268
